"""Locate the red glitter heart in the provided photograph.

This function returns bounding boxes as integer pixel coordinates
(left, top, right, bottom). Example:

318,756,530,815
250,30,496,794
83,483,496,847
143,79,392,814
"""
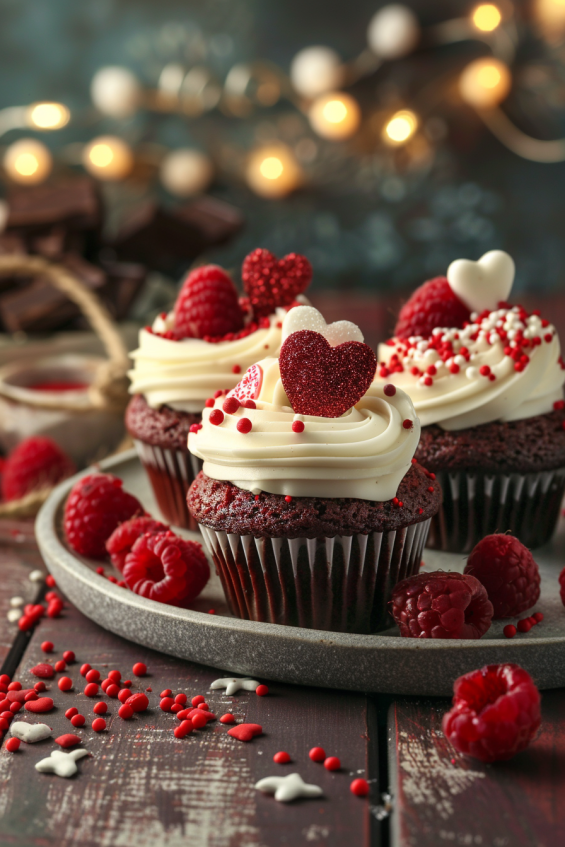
227,723,263,742
279,331,377,418
241,249,312,318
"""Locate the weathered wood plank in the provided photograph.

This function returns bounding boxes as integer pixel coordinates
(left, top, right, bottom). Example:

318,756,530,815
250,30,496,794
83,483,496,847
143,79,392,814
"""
0,542,44,667
0,595,373,847
389,694,565,847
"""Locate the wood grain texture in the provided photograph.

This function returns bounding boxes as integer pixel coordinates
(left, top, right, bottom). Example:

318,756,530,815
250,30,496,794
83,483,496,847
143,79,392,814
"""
0,597,373,847
389,694,565,847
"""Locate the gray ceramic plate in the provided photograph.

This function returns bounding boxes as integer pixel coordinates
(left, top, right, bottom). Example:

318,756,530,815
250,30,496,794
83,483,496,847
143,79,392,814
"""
35,449,565,696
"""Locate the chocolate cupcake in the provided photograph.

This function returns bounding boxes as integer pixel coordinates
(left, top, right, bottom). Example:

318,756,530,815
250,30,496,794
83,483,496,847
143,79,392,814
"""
187,306,440,633
127,251,312,528
374,250,565,551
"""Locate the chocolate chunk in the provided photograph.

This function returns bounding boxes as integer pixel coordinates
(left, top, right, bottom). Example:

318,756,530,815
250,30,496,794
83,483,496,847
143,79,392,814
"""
108,197,244,273
7,178,102,232
0,255,107,333
99,260,146,320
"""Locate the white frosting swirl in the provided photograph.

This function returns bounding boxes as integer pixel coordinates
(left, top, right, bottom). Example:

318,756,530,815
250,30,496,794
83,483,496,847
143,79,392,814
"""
128,309,288,412
376,306,565,430
188,357,420,501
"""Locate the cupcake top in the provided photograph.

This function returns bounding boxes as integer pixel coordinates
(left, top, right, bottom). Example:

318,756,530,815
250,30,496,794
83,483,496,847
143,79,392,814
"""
129,250,312,413
188,306,420,501
375,250,565,431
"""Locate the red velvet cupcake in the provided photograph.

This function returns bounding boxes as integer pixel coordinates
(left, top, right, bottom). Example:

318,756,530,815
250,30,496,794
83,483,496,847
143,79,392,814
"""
374,251,565,551
187,306,441,633
127,251,312,528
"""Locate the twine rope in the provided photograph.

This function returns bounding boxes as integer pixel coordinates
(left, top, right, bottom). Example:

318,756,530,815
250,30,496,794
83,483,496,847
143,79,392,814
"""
0,254,130,411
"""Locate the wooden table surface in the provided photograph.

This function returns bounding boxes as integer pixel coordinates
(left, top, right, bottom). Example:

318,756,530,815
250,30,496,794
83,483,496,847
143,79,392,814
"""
0,535,564,847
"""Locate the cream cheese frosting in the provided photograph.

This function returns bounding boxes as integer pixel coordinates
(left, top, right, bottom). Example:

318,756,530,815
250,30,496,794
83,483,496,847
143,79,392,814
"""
376,305,565,430
188,356,420,501
128,308,289,413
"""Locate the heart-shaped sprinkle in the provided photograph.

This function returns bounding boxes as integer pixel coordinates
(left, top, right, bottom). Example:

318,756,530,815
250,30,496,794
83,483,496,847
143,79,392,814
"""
226,364,263,403
279,331,377,418
10,721,52,743
447,250,515,314
227,723,263,742
55,733,82,749
242,249,312,318
282,305,364,347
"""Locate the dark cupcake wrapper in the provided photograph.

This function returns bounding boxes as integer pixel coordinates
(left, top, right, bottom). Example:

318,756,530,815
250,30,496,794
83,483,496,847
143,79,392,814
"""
133,439,203,531
426,467,565,553
198,519,431,633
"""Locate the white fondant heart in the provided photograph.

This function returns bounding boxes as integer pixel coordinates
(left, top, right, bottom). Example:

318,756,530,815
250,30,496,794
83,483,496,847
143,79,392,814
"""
10,721,52,743
282,306,364,347
447,250,515,314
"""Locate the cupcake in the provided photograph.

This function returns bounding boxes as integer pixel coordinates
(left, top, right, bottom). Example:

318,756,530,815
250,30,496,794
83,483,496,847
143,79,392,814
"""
187,306,440,633
127,249,313,529
374,250,565,552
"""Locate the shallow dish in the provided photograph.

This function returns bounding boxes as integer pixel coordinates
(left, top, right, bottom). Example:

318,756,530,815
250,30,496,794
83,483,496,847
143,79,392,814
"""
35,449,565,695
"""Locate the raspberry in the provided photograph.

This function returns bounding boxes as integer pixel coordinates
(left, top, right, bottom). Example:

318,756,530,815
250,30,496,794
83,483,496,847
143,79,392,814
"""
2,437,75,501
106,516,168,572
442,663,541,762
394,277,471,339
173,265,244,340
64,473,142,559
464,534,540,618
123,531,210,607
559,567,565,607
391,571,493,639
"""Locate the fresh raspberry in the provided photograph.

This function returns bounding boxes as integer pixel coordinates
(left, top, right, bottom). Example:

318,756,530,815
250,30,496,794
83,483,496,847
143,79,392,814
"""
173,265,244,340
123,531,210,607
106,516,168,572
391,571,493,639
559,567,565,607
64,473,142,559
2,437,75,501
464,534,541,619
442,663,541,762
394,277,471,339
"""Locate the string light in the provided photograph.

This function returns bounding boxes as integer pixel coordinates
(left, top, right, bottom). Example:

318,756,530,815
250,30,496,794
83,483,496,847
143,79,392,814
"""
90,67,141,118
472,4,502,31
309,92,361,140
383,110,418,144
160,149,214,196
535,0,565,36
3,139,53,184
459,58,511,109
290,46,343,98
367,4,420,59
246,145,302,198
83,136,133,181
27,102,70,130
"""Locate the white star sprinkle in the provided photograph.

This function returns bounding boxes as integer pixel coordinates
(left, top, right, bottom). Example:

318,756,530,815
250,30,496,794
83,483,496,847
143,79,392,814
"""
35,749,89,778
210,677,260,695
255,773,323,803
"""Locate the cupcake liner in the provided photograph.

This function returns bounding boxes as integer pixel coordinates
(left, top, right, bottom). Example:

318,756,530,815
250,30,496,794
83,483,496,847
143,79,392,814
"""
198,519,431,633
426,467,565,553
133,439,203,531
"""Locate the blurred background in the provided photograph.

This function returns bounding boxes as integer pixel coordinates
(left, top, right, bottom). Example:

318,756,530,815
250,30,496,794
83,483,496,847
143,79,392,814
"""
0,0,564,341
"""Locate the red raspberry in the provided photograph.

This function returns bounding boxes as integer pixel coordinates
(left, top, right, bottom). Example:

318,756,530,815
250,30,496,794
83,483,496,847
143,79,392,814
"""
106,515,168,572
394,277,471,339
64,473,142,559
2,437,75,501
558,567,565,607
123,531,210,607
464,534,540,618
173,265,244,340
391,571,493,639
442,663,541,762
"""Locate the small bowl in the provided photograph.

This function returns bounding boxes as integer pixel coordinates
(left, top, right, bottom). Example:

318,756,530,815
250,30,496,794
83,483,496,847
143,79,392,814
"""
0,354,125,467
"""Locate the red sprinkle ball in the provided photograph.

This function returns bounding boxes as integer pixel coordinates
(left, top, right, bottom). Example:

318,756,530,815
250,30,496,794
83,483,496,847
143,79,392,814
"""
324,756,341,771
92,718,106,732
350,778,370,797
220,713,235,724
132,662,147,677
291,420,304,433
236,417,252,434
256,684,269,696
309,746,326,762
273,751,291,764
